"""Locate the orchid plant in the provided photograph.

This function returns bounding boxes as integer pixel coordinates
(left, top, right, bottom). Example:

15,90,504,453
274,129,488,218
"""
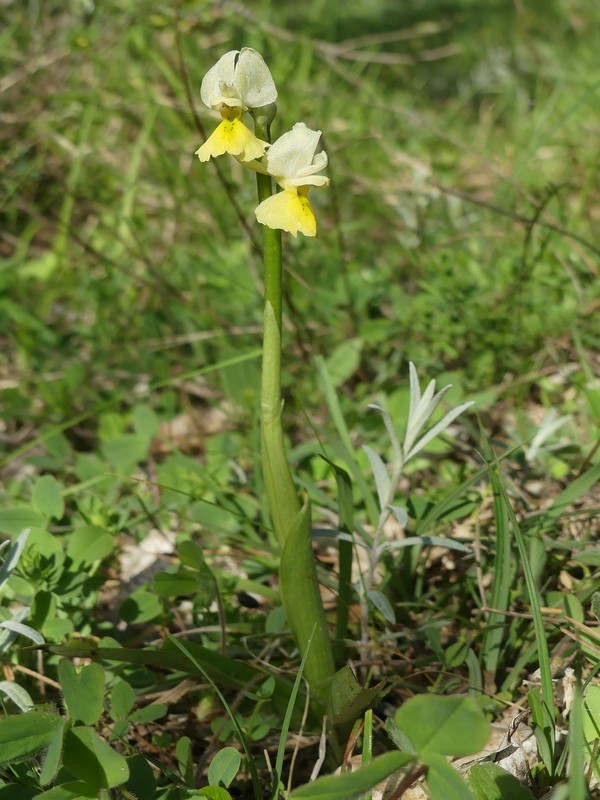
195,48,474,722
196,47,334,706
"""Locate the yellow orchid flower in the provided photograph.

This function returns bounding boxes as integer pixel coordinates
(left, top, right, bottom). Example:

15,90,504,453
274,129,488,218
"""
196,48,277,163
255,123,329,237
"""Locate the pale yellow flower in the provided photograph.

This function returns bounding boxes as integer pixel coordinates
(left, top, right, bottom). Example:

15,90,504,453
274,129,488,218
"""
196,48,277,163
255,123,329,237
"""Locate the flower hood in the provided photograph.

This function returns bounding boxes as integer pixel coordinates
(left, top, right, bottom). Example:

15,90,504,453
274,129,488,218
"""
200,48,278,111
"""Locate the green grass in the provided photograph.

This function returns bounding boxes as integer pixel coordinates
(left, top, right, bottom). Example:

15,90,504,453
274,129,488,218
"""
1,0,599,797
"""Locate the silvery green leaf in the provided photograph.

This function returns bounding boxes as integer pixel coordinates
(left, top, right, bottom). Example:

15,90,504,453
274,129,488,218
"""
408,362,421,419
405,401,474,461
0,681,34,711
0,607,29,654
525,410,571,462
0,620,44,645
311,527,340,540
404,382,452,455
405,362,450,454
368,403,402,466
363,445,391,511
367,590,396,623
0,529,30,591
378,536,471,554
388,505,408,527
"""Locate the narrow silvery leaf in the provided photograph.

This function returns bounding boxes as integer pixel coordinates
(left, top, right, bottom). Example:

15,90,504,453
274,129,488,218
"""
0,621,44,645
525,410,571,462
311,527,341,540
0,681,34,712
368,403,402,467
405,401,474,461
408,362,421,420
404,382,452,455
363,445,391,511
0,529,30,591
367,590,396,623
336,532,362,546
0,607,29,654
379,536,471,554
388,505,409,527
404,364,421,454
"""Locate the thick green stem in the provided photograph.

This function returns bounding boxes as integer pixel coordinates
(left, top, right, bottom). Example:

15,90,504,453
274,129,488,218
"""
256,168,300,547
261,297,301,546
254,112,335,703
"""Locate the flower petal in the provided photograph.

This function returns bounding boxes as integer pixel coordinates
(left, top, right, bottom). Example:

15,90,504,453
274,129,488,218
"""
283,173,330,189
255,190,317,237
200,48,277,111
201,51,240,109
234,48,277,109
195,118,268,162
266,122,323,182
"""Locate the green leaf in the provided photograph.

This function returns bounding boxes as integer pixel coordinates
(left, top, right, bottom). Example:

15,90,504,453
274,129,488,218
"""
153,569,200,597
120,587,164,624
324,338,363,388
0,507,46,536
129,703,167,724
469,762,536,799
178,539,208,571
40,724,66,786
363,445,390,511
424,752,475,799
279,498,335,701
58,659,105,726
66,525,114,567
545,463,600,519
207,747,241,788
290,751,414,799
27,527,62,558
110,680,135,720
35,782,98,799
583,684,600,745
329,665,385,726
0,710,65,765
124,753,157,800
132,403,160,439
176,736,194,785
32,475,64,521
584,387,600,423
395,695,490,757
101,432,150,473
0,619,44,645
367,589,395,623
0,785,38,799
62,726,129,789
0,680,34,712
592,593,600,623
18,251,58,280
0,529,30,590
196,788,233,800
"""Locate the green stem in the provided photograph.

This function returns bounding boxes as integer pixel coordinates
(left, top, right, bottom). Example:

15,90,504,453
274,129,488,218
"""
254,113,300,546
256,167,301,547
254,111,335,703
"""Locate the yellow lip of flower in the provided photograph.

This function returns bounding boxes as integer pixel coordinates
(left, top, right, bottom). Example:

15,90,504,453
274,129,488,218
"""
255,123,329,237
255,187,317,238
196,106,269,163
